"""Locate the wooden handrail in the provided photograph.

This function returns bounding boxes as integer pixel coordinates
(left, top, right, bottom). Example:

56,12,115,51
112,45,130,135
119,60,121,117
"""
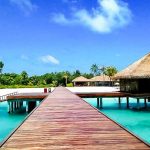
0,92,18,102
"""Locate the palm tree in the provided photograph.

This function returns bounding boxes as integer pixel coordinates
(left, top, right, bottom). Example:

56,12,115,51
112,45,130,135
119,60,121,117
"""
104,66,117,86
0,61,4,74
99,66,106,75
98,66,106,86
90,64,99,76
20,71,29,85
63,72,68,86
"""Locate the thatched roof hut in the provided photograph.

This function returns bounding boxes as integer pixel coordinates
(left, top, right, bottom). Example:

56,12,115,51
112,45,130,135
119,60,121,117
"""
115,53,150,79
72,76,90,82
115,53,150,93
90,75,112,86
72,76,90,86
91,75,110,82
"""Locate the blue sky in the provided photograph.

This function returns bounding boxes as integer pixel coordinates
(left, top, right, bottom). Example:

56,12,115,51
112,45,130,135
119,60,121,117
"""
0,0,150,75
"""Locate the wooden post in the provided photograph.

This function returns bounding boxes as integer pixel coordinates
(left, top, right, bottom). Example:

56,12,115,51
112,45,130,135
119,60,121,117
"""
137,98,140,109
8,101,10,113
126,97,129,108
10,102,13,113
20,101,23,108
14,101,17,110
17,101,20,109
144,98,147,108
13,101,16,112
97,98,100,108
118,97,121,108
100,97,103,109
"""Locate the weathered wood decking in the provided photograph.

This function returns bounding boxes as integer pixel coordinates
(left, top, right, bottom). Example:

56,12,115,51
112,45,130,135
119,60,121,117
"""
77,91,129,98
1,87,150,149
77,92,150,98
7,93,49,100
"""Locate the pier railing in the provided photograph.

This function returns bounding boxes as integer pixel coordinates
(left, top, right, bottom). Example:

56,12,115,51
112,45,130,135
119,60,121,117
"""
0,92,18,102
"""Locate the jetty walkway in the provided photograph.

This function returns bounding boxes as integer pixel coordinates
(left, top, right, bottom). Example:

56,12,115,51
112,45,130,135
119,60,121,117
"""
1,87,150,149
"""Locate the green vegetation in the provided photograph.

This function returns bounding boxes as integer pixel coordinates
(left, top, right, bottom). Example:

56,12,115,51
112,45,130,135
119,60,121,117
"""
104,66,118,80
0,61,118,88
90,64,117,78
90,64,99,76
66,83,73,87
0,69,93,88
0,61,4,74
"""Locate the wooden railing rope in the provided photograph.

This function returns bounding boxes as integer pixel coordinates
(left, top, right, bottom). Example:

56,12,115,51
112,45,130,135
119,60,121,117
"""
0,92,18,102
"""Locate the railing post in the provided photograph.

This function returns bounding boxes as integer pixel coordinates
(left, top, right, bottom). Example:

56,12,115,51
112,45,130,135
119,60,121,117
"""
144,98,147,108
127,97,129,108
100,97,103,109
118,97,121,108
97,98,100,108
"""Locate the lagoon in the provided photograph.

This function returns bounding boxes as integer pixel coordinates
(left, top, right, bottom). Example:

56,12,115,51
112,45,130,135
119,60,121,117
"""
0,101,27,142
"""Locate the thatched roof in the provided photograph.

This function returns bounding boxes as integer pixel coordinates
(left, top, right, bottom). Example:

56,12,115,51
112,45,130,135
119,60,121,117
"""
115,53,150,79
72,76,90,82
91,75,110,82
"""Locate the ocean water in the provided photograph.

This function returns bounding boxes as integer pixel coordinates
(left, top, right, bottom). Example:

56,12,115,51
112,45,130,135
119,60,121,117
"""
0,102,27,143
84,98,150,144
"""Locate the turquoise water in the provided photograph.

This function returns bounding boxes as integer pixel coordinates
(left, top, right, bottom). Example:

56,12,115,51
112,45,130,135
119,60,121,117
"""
0,102,27,142
84,98,150,144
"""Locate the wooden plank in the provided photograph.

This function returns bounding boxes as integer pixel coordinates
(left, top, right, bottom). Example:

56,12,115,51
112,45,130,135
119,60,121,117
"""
1,87,150,149
7,93,49,100
77,92,129,98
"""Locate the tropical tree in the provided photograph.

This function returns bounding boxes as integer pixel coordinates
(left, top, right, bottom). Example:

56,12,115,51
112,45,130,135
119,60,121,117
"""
99,66,106,75
20,71,29,85
63,72,69,86
0,61,4,74
29,75,39,85
90,64,99,76
104,66,118,85
0,61,4,85
73,70,81,77
83,73,93,79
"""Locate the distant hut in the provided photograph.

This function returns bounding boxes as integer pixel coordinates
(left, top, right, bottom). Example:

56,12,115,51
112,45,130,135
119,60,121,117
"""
90,75,111,86
72,76,90,86
115,53,150,93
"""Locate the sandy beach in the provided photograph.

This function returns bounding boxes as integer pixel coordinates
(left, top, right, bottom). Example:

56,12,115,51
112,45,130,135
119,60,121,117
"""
0,86,119,97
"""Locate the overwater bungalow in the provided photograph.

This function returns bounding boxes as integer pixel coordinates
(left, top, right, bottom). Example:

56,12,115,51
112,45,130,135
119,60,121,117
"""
115,53,150,93
72,76,90,86
72,75,114,86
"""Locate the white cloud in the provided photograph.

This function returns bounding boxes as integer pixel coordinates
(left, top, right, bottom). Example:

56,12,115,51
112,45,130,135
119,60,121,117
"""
52,0,132,33
10,0,37,15
40,55,59,65
52,13,73,25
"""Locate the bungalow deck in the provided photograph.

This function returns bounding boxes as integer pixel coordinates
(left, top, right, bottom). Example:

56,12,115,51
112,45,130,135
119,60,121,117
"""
6,92,49,100
1,87,149,149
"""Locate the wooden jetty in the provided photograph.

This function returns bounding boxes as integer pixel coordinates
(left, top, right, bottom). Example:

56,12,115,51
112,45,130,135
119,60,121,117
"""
1,87,150,149
5,91,150,112
7,92,48,100
6,93,48,113
77,92,150,109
